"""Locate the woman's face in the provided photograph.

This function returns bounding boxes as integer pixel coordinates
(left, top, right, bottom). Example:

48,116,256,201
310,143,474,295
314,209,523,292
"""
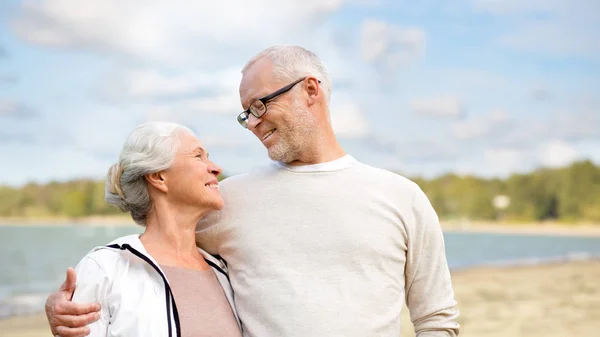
163,131,224,211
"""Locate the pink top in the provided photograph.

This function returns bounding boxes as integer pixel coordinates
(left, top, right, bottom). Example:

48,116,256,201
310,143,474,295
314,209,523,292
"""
161,265,242,337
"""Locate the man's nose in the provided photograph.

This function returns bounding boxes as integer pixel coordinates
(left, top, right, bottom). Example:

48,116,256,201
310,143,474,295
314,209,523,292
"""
247,113,262,131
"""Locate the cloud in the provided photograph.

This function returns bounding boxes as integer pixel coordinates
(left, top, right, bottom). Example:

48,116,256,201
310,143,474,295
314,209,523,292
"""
329,92,370,138
2,1,598,185
472,0,600,59
452,109,513,140
531,85,552,101
527,98,600,143
98,67,242,104
412,95,465,118
0,75,18,85
360,19,426,73
550,112,600,142
100,69,210,101
0,116,75,148
538,140,578,168
0,132,35,144
199,135,247,150
0,99,37,119
363,135,457,162
498,20,600,59
472,0,568,15
437,68,508,91
11,0,348,66
483,147,527,176
143,94,243,124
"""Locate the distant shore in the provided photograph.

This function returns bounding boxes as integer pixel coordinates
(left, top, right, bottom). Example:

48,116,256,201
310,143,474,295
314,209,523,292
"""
2,216,600,237
442,220,600,237
0,215,136,226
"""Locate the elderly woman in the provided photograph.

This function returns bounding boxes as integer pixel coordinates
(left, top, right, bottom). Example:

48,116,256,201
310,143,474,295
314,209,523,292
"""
67,121,242,337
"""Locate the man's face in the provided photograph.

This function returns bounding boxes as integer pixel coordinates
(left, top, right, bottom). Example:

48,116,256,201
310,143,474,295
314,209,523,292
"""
239,58,316,163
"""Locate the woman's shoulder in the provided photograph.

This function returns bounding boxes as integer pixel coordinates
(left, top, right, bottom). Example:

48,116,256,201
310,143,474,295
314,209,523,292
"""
75,234,142,275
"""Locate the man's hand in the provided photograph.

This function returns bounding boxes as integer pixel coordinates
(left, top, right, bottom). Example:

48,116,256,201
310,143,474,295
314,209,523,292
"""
45,267,101,337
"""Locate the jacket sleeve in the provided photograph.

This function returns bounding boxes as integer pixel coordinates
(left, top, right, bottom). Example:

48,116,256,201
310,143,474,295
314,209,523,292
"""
404,185,460,337
71,254,111,337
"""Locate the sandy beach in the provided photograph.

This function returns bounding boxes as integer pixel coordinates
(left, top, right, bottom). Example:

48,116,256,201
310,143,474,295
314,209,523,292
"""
401,259,600,337
2,260,598,337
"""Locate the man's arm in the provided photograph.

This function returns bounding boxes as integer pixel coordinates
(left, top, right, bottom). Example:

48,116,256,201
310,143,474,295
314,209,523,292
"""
45,267,101,337
195,209,223,254
404,185,460,337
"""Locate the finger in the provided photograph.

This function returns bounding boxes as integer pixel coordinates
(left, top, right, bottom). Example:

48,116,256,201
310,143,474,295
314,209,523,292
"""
63,267,77,295
54,312,101,328
45,291,65,335
55,325,91,337
58,269,70,292
55,301,101,316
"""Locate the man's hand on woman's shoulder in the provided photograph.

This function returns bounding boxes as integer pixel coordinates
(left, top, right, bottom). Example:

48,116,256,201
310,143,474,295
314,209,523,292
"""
45,267,101,337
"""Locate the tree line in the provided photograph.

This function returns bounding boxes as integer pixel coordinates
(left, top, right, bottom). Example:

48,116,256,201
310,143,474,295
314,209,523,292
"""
1,160,599,223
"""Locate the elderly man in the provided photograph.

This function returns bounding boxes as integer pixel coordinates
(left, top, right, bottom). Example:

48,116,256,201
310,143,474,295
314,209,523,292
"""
46,45,460,337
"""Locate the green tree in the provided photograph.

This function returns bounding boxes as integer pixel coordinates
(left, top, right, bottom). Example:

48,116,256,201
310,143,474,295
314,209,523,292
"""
60,189,87,218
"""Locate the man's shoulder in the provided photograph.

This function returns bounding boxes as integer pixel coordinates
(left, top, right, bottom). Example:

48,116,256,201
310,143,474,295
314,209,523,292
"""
354,161,421,191
219,164,278,188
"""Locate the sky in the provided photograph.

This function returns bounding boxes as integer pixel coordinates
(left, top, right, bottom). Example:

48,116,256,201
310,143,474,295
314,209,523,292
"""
0,0,599,186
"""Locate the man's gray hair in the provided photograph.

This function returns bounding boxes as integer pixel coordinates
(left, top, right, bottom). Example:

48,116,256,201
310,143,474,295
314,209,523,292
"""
105,121,194,225
242,45,332,104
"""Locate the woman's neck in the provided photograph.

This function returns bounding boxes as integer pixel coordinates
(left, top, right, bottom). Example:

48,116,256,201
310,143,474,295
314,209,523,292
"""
140,204,210,271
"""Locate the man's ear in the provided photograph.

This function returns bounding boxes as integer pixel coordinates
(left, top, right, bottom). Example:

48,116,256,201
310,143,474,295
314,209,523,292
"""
146,171,168,193
305,77,321,106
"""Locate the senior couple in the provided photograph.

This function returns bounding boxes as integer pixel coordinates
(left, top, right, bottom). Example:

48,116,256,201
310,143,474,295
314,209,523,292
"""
45,45,460,337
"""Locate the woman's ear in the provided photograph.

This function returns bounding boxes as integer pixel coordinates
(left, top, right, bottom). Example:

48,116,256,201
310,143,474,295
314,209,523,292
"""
146,171,168,193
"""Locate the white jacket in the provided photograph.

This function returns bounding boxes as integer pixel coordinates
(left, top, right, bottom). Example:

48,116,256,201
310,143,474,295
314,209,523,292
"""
71,234,241,337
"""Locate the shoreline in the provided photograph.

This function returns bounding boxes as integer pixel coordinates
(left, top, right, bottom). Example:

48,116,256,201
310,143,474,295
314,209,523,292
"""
2,217,600,237
2,254,599,319
3,259,599,337
442,220,600,237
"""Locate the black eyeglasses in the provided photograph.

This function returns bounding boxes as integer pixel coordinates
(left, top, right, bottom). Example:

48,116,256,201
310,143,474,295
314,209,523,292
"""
237,77,320,128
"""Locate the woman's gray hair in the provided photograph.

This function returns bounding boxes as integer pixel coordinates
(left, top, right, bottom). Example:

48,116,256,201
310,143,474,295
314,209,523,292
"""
105,121,194,226
241,45,332,104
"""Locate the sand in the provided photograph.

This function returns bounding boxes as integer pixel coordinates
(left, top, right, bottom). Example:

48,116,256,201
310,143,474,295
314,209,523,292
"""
402,260,600,337
2,260,599,337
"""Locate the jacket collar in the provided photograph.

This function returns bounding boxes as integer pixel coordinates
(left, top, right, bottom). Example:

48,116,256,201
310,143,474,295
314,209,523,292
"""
100,234,227,274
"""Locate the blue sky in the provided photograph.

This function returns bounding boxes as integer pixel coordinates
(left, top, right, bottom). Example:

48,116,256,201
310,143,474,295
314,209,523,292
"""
1,0,599,186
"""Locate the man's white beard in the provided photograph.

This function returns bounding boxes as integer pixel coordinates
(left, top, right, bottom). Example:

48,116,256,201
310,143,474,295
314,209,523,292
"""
267,102,315,163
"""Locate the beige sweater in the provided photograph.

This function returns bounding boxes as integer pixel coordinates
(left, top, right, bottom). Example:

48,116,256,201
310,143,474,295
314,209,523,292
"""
196,155,460,337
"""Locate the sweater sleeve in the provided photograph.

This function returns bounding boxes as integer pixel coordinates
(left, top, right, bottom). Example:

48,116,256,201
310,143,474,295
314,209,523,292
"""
71,255,111,337
404,185,460,337
195,210,223,255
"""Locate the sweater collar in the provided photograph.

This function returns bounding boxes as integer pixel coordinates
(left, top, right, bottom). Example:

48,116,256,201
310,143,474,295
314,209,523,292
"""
272,154,357,172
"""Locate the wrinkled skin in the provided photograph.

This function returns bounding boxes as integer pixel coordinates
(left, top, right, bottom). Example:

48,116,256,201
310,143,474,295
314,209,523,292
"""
45,268,100,337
